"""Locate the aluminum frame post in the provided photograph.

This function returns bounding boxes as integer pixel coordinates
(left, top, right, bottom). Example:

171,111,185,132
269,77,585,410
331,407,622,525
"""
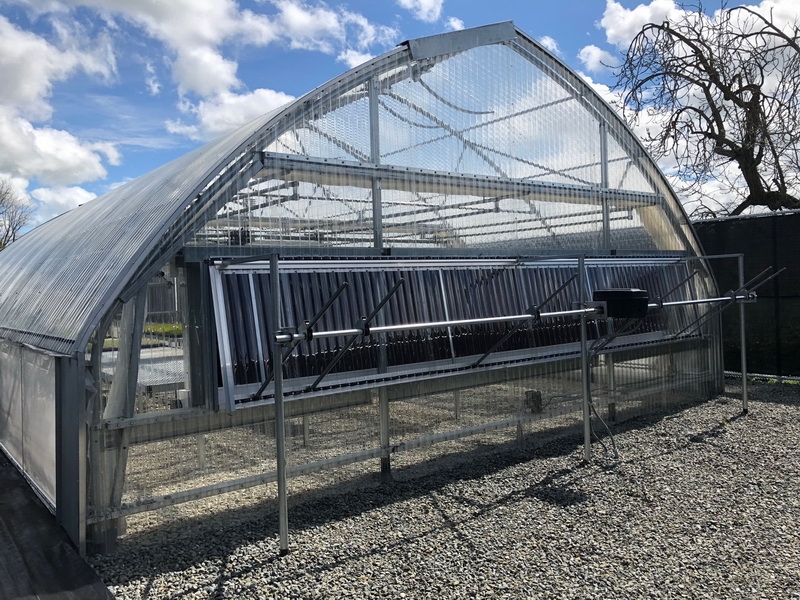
369,77,383,249
579,255,592,462
599,121,611,249
375,278,391,478
739,254,748,413
270,254,290,555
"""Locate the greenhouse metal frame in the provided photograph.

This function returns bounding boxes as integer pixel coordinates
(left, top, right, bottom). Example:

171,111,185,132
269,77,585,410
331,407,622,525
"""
0,22,728,555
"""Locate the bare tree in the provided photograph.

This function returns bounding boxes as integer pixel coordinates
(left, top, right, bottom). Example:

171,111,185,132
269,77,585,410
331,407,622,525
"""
0,177,33,249
614,3,800,217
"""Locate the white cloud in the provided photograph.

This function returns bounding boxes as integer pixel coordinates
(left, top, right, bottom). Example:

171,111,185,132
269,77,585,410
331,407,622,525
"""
57,0,277,97
74,0,395,94
578,44,616,73
274,0,344,52
38,0,397,131
538,36,561,56
273,3,396,53
0,14,115,120
396,0,443,23
0,0,400,157
145,62,161,95
339,10,397,50
763,0,800,26
600,0,684,48
337,49,374,69
0,13,119,190
600,0,800,51
172,46,240,97
0,106,113,185
446,17,464,31
167,88,295,140
30,185,97,223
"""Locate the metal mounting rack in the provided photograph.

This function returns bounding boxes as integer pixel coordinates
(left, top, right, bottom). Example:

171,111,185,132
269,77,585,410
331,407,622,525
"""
228,254,779,555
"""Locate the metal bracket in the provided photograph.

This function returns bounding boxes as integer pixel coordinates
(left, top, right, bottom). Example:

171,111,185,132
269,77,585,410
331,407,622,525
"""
250,281,349,401
473,272,577,366
307,278,404,392
671,266,783,339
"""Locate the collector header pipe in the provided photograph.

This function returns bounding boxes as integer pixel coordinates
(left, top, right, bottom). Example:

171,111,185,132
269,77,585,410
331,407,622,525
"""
273,292,761,345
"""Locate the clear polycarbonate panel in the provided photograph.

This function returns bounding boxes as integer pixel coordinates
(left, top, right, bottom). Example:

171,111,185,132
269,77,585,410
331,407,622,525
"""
190,37,684,255
605,129,654,194
270,82,371,160
0,342,56,508
136,274,186,413
92,277,185,417
382,43,603,183
195,176,375,249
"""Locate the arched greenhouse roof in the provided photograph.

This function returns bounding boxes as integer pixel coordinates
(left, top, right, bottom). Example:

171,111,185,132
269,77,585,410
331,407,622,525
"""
0,22,702,356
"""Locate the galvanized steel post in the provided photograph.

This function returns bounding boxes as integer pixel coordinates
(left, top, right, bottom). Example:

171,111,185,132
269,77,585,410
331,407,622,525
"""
739,254,748,413
600,121,610,250
271,254,290,555
369,77,383,250
579,255,592,461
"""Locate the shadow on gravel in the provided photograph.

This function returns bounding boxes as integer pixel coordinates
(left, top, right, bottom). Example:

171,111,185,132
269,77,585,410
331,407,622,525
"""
525,466,589,506
731,379,800,407
93,393,738,587
687,410,748,444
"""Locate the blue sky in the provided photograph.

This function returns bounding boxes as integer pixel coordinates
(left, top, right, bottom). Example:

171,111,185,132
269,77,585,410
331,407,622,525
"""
1,0,794,223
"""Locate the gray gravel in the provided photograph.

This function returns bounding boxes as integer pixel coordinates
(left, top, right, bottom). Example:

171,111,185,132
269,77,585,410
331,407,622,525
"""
90,379,800,599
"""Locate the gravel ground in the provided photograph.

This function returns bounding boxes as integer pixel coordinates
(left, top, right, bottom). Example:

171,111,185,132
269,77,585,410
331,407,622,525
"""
90,379,800,599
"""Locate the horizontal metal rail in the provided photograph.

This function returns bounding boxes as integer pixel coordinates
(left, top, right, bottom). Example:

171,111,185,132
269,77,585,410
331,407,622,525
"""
648,294,753,309
88,369,712,523
274,294,754,345
275,307,600,343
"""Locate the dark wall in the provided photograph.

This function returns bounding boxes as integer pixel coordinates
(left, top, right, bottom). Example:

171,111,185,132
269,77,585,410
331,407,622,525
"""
694,211,800,376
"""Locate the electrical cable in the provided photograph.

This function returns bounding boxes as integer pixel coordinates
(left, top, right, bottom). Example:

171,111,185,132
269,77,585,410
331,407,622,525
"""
588,397,620,460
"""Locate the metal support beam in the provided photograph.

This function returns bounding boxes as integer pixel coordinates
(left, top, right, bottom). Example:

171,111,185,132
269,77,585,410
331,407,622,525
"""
600,121,611,249
579,255,592,462
739,254,748,413
56,355,86,556
375,278,392,478
271,254,290,555
257,152,663,209
369,77,383,250
91,291,147,552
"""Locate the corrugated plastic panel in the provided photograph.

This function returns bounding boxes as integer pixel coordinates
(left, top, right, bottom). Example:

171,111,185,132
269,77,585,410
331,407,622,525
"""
0,109,287,354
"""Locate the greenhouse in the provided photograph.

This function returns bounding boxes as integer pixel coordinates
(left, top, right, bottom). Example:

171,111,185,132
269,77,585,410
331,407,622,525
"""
0,22,726,556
